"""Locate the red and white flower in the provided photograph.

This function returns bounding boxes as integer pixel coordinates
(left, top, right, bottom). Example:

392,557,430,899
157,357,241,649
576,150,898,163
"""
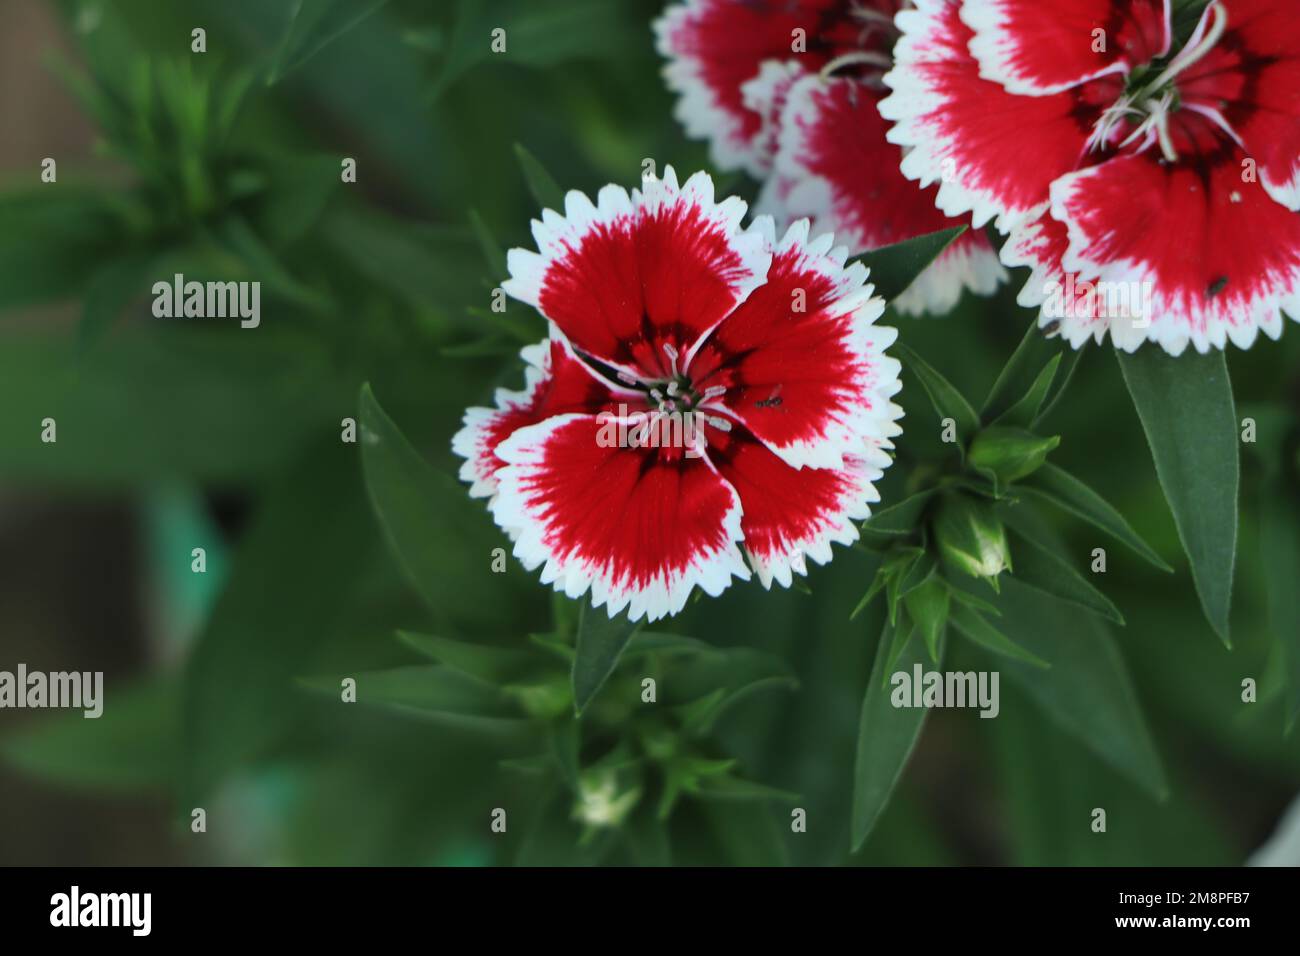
453,168,903,623
654,0,1006,316
881,0,1300,354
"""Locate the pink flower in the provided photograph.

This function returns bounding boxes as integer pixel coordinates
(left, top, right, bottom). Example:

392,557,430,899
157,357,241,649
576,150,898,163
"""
453,169,902,622
654,0,1006,315
881,0,1300,353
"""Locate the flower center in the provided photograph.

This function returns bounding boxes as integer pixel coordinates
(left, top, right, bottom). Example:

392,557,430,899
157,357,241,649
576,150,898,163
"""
615,343,732,432
1088,1,1229,163
817,1,903,86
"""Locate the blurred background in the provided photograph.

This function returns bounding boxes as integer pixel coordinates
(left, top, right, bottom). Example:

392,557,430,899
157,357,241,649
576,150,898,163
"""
1,0,1298,866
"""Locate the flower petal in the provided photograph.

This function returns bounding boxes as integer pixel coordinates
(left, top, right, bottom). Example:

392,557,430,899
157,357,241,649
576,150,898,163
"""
962,0,1171,96
654,1,812,176
452,336,629,498
772,73,1006,312
1178,0,1300,211
503,168,771,378
1001,208,1114,348
689,220,902,470
893,232,1007,316
708,421,887,589
490,413,750,623
1049,146,1300,353
881,0,1111,230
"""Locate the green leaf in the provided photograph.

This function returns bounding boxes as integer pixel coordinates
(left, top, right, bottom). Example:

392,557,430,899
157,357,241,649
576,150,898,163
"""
513,143,565,212
548,720,582,792
860,489,934,545
693,774,801,804
397,632,538,684
359,383,532,630
894,342,980,446
1033,347,1086,428
968,426,1060,488
986,580,1168,799
852,622,944,850
855,226,967,303
994,355,1061,429
268,0,394,85
1,677,178,793
571,597,639,715
981,315,1059,423
468,209,507,279
903,577,949,662
183,442,376,801
1020,463,1172,571
298,666,530,737
1260,490,1300,732
948,602,1049,669
679,675,798,736
1117,348,1238,645
1007,527,1125,625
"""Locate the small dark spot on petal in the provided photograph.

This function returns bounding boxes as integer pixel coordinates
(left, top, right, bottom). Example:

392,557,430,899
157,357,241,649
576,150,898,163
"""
1208,276,1228,297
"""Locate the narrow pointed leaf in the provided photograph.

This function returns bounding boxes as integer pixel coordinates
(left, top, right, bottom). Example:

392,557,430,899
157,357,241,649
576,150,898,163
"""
1020,463,1172,571
1260,490,1300,732
854,226,967,302
894,343,980,444
852,624,944,850
1117,348,1238,645
513,143,565,212
268,0,393,84
1033,347,1086,428
982,315,1059,422
949,602,1049,669
359,384,533,630
572,598,639,715
994,354,1061,429
397,631,537,683
986,580,1168,799
1007,529,1125,625
903,577,949,662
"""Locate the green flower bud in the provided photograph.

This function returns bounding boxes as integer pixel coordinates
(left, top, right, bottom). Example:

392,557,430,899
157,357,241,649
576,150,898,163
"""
968,426,1060,486
933,493,1012,588
572,769,641,829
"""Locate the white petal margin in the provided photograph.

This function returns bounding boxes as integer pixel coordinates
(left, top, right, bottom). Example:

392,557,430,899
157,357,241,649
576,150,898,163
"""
960,0,1170,97
450,338,553,499
504,167,772,375
1000,206,1112,350
490,414,752,623
880,0,1030,232
740,59,806,176
711,217,902,473
770,75,1008,316
892,236,1008,316
1049,166,1300,355
746,454,883,591
653,1,771,178
1261,162,1300,214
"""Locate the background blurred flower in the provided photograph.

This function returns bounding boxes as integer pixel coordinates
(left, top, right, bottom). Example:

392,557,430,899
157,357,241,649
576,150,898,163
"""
655,0,1006,315
881,0,1300,354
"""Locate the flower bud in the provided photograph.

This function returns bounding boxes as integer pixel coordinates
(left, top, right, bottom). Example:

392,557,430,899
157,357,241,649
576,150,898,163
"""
572,769,641,829
968,426,1060,485
933,493,1012,588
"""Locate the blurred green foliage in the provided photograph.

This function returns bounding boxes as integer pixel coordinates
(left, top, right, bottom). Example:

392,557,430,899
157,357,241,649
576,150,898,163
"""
0,0,1298,867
